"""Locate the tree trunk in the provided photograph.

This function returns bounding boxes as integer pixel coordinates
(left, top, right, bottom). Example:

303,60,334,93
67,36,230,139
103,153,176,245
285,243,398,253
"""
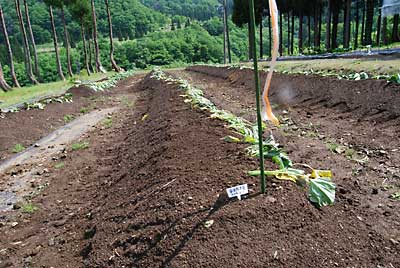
14,0,38,85
23,0,40,79
376,11,382,46
318,5,322,48
223,11,227,64
344,0,351,48
91,0,104,72
364,0,374,45
332,6,339,49
308,15,311,47
314,6,319,48
0,63,11,92
361,0,366,42
268,15,272,57
279,12,283,54
259,22,263,58
291,12,294,55
325,0,332,50
382,17,387,45
355,0,360,48
0,4,20,87
248,23,253,60
287,12,290,54
224,0,231,63
61,7,73,76
393,14,400,42
88,31,95,73
299,13,303,53
81,23,91,76
49,6,65,81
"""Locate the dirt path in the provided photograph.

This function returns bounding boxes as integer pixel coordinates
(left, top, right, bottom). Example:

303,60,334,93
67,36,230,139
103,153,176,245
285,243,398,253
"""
0,107,119,212
0,74,144,214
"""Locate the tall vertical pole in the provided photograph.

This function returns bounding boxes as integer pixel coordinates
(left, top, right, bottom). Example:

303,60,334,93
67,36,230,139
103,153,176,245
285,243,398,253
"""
249,0,266,194
222,5,227,64
224,0,232,63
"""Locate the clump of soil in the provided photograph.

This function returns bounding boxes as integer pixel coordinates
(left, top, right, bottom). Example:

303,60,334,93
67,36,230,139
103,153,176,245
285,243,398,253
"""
66,84,96,98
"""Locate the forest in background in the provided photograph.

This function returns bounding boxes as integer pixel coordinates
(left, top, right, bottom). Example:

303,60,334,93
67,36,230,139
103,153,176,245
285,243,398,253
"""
0,0,399,89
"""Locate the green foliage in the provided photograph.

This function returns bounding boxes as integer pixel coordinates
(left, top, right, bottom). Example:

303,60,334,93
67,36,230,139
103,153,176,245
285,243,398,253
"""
202,17,224,36
141,0,219,20
12,144,25,153
63,114,75,123
21,203,39,213
115,24,226,68
309,178,336,207
54,162,65,169
102,117,113,129
71,141,89,151
390,192,400,200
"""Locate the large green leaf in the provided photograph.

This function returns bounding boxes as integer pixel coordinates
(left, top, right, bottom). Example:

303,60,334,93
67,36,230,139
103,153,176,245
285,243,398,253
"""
308,178,336,207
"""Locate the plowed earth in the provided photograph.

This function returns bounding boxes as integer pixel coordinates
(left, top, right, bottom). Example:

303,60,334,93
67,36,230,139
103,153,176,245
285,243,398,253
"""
0,67,399,268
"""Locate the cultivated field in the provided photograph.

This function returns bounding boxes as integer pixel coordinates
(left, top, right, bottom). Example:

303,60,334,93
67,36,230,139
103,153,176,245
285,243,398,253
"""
0,66,399,267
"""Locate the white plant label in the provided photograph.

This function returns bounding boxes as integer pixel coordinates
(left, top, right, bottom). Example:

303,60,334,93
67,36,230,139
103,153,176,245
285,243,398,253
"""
226,184,248,200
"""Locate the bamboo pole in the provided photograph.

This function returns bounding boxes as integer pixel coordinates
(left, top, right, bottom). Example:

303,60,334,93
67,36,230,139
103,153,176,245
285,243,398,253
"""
248,0,266,194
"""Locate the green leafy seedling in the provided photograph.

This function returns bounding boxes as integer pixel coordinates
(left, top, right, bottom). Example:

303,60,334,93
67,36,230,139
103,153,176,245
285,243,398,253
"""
64,114,75,123
103,118,113,129
71,142,89,151
21,203,38,213
12,144,25,153
54,162,65,169
80,107,89,114
309,178,336,207
390,192,400,200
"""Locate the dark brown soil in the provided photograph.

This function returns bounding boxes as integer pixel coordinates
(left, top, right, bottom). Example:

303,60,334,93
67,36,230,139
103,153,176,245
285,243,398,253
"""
66,84,96,98
187,65,400,122
0,71,399,268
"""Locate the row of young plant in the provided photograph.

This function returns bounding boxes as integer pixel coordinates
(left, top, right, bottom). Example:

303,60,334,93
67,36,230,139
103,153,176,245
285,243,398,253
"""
278,69,400,84
1,70,135,114
222,63,400,84
150,69,336,208
1,93,74,114
79,70,136,91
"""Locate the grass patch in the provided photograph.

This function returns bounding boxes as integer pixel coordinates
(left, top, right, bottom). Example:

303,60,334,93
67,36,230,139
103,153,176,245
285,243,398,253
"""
54,162,65,169
21,203,38,213
80,107,89,114
102,118,113,129
12,144,25,153
63,114,75,123
71,142,89,151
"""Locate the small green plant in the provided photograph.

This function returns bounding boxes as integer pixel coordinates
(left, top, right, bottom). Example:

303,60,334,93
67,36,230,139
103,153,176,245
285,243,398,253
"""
103,118,113,129
327,142,346,154
80,107,89,114
390,192,400,200
54,162,65,169
12,144,25,153
21,203,38,213
71,142,89,151
121,96,134,108
64,114,75,123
